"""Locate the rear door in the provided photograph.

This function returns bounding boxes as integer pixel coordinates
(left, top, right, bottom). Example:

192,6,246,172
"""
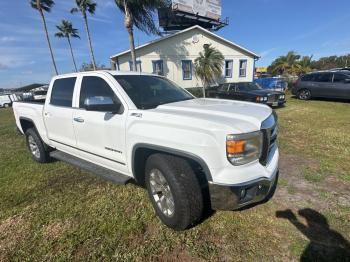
332,73,350,99
72,74,127,170
44,77,77,147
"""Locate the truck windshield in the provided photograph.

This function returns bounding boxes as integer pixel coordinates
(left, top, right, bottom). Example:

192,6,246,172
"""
113,75,194,109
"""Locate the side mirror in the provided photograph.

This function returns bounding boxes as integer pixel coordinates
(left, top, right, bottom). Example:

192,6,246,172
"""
84,96,122,114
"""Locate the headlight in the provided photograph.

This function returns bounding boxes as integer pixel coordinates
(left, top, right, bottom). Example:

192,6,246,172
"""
256,96,266,102
226,131,263,165
279,95,285,99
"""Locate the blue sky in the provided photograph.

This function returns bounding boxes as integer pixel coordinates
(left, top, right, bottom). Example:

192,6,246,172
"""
0,0,349,89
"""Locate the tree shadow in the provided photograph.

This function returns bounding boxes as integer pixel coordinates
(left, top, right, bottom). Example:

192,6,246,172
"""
276,208,350,261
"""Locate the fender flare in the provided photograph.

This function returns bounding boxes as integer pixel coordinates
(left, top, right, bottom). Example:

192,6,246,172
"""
131,143,213,182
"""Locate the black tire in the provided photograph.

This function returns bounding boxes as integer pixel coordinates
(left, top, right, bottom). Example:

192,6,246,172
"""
25,128,51,163
297,89,311,100
145,154,203,230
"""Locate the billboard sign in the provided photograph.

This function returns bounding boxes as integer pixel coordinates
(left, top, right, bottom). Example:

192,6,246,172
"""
172,0,222,20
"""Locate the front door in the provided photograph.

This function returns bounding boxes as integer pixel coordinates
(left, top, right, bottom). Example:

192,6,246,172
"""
72,75,127,171
332,73,350,99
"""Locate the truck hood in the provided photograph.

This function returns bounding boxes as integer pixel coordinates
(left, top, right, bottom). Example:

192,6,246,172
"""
152,98,273,133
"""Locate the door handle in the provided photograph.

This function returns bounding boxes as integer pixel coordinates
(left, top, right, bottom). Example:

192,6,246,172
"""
73,117,84,123
44,112,51,117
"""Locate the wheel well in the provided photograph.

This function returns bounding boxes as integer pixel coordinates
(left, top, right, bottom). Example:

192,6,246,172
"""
19,118,35,133
132,147,210,188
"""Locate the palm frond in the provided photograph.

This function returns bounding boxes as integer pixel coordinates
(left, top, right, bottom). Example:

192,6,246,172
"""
194,44,224,87
115,0,167,35
30,0,55,12
55,20,80,39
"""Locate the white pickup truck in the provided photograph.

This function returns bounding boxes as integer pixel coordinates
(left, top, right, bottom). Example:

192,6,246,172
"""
13,71,279,230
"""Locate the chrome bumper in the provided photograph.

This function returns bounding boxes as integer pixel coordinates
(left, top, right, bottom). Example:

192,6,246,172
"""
208,170,279,210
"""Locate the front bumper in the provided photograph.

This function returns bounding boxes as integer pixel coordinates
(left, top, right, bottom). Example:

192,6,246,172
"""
208,169,279,210
266,100,285,107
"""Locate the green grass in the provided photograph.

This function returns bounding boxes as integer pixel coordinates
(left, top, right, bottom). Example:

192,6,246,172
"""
276,96,350,181
0,97,350,261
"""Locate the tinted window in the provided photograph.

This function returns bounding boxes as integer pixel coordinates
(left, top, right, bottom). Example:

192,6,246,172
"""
236,82,261,91
218,83,229,92
301,74,315,81
314,73,333,82
50,77,76,107
333,73,350,83
114,75,193,109
79,76,120,108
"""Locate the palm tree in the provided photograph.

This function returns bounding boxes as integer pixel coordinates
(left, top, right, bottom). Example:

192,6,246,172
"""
114,0,166,71
71,0,97,70
297,55,313,75
269,51,301,76
30,0,58,75
55,20,80,72
194,44,224,98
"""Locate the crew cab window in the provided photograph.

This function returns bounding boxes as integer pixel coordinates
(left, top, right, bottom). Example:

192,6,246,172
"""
79,76,120,109
50,77,76,107
333,73,350,83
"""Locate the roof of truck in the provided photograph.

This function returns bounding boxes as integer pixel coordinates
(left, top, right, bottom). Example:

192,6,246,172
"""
53,70,156,78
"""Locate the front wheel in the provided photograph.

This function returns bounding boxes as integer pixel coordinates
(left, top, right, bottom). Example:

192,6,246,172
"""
298,89,311,100
145,154,203,230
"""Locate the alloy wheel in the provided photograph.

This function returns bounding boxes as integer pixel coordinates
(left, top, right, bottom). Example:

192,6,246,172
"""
149,168,175,217
28,135,40,158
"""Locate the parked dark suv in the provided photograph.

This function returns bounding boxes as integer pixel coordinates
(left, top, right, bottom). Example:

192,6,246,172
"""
292,71,350,100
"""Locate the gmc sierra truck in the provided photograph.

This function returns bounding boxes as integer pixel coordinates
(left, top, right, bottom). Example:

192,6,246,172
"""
13,71,279,230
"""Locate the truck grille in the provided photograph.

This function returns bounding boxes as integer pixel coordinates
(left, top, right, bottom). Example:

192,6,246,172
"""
260,112,278,166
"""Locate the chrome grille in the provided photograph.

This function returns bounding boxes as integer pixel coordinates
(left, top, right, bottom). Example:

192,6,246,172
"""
267,94,279,103
260,112,278,166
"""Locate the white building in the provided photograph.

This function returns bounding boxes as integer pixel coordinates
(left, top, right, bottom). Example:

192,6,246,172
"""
110,25,259,89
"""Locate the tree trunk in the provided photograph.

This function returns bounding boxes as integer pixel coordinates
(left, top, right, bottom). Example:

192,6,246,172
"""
38,6,58,75
83,13,97,70
67,36,78,72
202,83,206,98
126,25,137,71
124,1,137,71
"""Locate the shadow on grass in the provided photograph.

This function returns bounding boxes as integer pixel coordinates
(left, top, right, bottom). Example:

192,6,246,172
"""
290,95,350,103
276,208,350,261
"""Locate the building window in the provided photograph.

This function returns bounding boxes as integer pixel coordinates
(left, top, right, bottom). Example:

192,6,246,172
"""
152,60,164,75
224,60,233,78
239,59,247,77
182,60,192,80
129,60,142,72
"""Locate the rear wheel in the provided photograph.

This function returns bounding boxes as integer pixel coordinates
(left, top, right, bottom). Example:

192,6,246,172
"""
25,128,51,163
298,89,311,100
145,154,203,230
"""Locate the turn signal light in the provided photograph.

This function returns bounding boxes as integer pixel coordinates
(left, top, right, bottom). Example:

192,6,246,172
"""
226,140,246,154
